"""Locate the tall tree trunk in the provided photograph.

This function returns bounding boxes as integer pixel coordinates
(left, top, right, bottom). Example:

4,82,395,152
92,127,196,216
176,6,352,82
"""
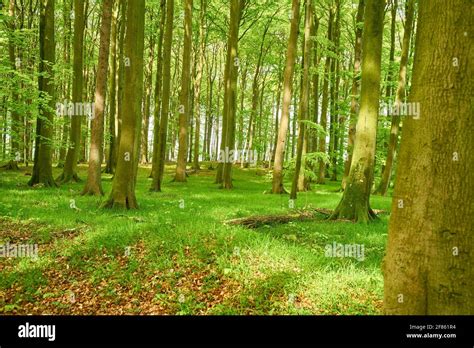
82,0,113,196
221,0,242,189
150,0,174,192
102,0,145,209
329,0,384,222
374,0,414,196
384,0,473,314
342,0,365,190
57,0,85,183
271,0,300,194
4,0,20,170
192,0,206,170
316,5,334,185
290,0,312,200
174,0,192,182
105,2,118,174
28,0,57,187
329,0,340,182
150,0,166,179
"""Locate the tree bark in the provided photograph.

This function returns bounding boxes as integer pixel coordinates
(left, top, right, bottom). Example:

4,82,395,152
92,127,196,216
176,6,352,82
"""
342,0,365,190
384,0,473,314
28,0,57,187
271,0,300,194
102,0,145,209
150,0,174,192
57,0,85,183
290,0,312,199
329,0,384,222
82,0,113,196
374,0,414,196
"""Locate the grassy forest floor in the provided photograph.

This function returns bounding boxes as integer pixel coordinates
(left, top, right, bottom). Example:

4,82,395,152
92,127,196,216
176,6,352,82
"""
0,164,392,315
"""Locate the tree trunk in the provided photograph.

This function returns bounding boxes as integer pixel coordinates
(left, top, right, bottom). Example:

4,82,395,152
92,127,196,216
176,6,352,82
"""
150,0,174,192
221,0,242,189
384,0,473,314
192,0,206,170
342,0,365,190
174,0,192,182
28,0,57,187
316,5,334,185
82,0,113,196
57,0,85,183
329,0,384,223
105,2,118,174
290,0,312,199
271,0,300,194
374,0,414,196
102,0,145,209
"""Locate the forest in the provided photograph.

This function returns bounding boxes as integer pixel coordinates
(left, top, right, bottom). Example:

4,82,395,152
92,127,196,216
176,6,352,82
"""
0,0,472,316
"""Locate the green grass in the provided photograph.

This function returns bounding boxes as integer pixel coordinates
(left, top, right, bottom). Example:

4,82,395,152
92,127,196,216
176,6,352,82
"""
0,163,392,315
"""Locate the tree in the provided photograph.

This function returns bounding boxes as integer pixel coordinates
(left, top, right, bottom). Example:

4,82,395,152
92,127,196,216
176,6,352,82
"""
174,0,193,182
221,0,243,189
290,0,312,200
82,0,113,196
57,0,85,183
192,0,206,171
271,0,300,194
28,0,57,187
316,5,334,185
341,0,365,190
384,0,473,314
3,0,20,170
374,0,415,196
150,0,174,192
102,0,145,209
329,0,385,222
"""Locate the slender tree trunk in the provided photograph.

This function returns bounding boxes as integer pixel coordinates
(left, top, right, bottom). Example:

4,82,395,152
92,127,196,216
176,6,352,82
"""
221,0,242,189
290,0,312,199
384,0,473,314
29,0,57,187
105,2,118,174
82,0,113,196
151,0,174,192
192,0,206,170
271,0,300,194
4,0,20,170
374,0,414,196
102,0,145,208
57,0,85,183
342,0,365,190
329,0,384,222
316,6,334,185
174,0,192,182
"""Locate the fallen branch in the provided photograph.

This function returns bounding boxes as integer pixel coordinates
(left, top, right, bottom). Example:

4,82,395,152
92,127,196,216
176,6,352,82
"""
224,208,388,228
